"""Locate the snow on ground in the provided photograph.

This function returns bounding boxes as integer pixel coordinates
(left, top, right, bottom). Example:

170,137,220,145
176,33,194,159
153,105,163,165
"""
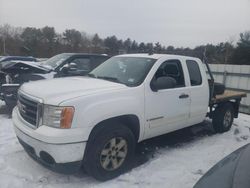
1,100,250,188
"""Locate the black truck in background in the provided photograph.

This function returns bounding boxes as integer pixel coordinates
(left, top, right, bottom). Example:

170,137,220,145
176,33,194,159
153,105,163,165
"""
0,53,110,109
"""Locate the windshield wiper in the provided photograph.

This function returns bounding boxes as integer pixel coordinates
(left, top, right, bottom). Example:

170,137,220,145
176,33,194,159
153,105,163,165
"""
96,76,122,83
87,73,97,78
88,74,126,85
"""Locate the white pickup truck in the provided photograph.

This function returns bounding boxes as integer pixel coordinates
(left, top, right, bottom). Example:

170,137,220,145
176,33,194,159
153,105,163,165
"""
12,54,246,180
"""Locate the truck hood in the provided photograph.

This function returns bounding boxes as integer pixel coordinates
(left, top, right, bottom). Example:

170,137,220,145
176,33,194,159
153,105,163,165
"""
20,77,127,105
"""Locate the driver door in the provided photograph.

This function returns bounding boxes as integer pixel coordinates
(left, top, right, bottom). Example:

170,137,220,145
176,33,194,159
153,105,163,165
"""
145,59,191,138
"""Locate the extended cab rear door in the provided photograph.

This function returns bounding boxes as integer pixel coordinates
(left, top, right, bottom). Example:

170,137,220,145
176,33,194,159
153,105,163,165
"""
185,59,209,125
144,58,191,138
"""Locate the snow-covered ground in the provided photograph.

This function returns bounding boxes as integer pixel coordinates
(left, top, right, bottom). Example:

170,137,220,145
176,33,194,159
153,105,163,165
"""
1,101,250,188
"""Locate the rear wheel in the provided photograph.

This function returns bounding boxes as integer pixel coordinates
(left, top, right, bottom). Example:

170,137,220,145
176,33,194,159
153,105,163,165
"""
84,122,135,181
212,103,234,133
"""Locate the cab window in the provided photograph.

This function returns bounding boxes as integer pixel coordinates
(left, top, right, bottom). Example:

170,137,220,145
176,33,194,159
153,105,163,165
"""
154,60,185,88
186,60,202,86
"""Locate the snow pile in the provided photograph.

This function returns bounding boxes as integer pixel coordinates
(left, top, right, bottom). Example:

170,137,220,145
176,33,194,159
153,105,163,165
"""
0,101,250,188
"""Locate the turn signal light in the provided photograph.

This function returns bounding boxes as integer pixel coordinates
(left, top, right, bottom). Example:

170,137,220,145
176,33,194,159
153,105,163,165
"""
60,107,74,129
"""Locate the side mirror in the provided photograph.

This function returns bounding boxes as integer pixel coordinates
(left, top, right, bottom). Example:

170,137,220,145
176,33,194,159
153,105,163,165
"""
68,62,77,71
151,76,177,92
60,63,77,74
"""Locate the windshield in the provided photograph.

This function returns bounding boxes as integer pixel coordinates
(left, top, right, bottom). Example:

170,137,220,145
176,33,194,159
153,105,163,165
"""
89,56,156,86
41,54,71,69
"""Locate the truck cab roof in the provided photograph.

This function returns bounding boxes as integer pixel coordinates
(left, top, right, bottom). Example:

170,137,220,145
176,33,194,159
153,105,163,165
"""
117,53,201,62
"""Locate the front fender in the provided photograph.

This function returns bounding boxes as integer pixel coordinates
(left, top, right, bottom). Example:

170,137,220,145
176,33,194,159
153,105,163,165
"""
61,88,145,141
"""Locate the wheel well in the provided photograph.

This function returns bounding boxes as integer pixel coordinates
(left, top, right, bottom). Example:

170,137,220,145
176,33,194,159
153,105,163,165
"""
88,115,140,141
213,101,239,118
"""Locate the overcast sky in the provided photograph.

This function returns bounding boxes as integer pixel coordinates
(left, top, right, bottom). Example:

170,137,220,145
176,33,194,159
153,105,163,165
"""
0,0,250,48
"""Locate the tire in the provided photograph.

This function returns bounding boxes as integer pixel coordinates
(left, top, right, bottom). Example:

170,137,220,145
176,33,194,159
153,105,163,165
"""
83,122,136,181
212,103,234,133
213,82,225,95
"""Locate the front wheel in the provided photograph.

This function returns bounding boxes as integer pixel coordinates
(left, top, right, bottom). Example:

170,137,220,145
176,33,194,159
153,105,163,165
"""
212,103,234,133
83,123,135,181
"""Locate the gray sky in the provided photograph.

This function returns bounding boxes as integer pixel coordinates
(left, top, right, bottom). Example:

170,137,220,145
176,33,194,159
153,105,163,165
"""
0,0,250,48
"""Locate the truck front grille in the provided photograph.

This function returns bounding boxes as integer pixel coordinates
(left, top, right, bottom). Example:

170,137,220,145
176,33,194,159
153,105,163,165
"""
17,93,39,127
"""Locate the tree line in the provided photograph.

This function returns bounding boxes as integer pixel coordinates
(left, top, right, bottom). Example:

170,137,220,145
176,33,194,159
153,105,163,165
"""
0,24,249,65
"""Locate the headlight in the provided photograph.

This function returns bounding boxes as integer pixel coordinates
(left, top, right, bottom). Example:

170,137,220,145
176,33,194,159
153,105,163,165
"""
42,105,74,129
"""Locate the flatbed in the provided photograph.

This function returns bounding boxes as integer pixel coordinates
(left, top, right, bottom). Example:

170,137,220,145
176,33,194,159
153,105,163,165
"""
208,90,247,119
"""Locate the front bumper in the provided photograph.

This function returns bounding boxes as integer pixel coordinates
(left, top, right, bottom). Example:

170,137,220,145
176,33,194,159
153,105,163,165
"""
17,137,82,174
12,107,87,174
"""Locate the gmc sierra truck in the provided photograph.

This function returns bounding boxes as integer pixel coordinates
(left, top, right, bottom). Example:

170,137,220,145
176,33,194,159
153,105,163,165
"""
12,54,246,181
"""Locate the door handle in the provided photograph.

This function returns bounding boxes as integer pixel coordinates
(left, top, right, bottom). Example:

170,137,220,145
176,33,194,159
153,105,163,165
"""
179,94,189,99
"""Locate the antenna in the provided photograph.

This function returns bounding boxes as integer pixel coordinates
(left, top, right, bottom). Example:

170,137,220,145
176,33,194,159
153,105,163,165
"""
148,48,154,55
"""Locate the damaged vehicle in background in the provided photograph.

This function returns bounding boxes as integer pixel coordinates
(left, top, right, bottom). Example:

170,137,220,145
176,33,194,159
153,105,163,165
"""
0,56,37,65
0,53,110,109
